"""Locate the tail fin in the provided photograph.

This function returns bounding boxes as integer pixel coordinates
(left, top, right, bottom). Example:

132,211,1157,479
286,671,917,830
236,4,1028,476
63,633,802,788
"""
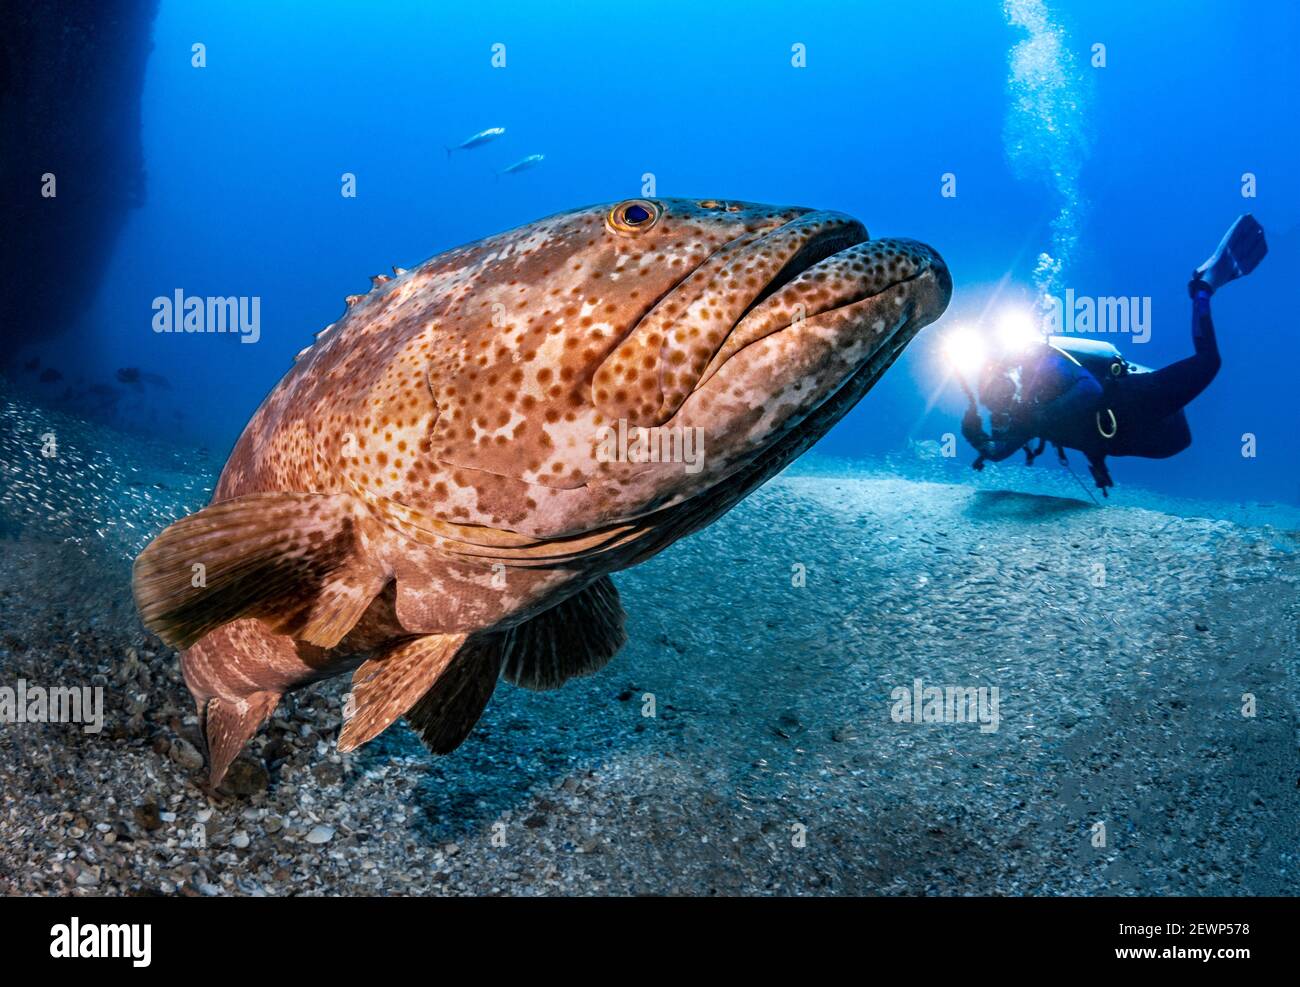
201,692,280,787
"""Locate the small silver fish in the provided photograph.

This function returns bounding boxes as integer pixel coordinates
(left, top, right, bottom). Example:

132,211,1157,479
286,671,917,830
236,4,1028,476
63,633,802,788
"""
498,153,544,176
445,126,505,156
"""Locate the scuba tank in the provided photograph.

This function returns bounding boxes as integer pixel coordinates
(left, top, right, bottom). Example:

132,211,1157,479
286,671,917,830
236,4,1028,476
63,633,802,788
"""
1045,336,1136,381
1046,335,1191,459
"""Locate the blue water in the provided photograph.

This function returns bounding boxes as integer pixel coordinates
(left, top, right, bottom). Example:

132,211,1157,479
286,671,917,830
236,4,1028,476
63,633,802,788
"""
40,0,1300,504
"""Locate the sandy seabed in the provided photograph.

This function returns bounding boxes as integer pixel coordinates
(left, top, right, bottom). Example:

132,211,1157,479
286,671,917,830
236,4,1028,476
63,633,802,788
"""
1,387,1297,896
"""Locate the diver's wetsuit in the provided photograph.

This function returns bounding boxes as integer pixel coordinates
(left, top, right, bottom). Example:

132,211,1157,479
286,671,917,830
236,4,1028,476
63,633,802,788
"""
964,282,1222,489
1105,283,1220,454
966,347,1104,463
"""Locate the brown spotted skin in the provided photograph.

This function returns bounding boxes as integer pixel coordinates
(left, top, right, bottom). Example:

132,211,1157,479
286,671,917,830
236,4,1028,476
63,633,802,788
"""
177,198,952,743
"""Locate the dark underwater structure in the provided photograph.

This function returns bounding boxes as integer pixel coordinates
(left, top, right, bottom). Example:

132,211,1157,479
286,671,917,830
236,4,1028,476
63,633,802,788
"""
0,1,159,364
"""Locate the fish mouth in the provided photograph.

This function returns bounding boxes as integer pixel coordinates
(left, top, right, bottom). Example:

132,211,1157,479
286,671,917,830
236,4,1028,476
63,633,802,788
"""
591,208,950,429
651,300,922,539
698,230,951,389
601,267,941,551
649,241,950,531
663,230,950,505
734,222,870,322
592,210,888,427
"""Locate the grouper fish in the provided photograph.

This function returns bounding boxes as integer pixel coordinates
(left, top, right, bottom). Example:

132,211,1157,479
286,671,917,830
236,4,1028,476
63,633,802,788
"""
133,197,952,785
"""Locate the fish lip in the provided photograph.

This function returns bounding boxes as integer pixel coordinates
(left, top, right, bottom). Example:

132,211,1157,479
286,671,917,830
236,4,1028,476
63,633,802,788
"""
736,220,871,322
716,304,917,482
698,239,950,389
592,210,865,427
634,295,922,530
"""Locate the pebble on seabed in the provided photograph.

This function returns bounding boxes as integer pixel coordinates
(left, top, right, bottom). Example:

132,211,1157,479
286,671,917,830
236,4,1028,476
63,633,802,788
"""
0,384,1296,896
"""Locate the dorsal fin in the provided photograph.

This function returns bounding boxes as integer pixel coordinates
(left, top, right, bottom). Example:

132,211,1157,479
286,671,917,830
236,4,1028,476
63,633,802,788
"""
500,576,627,691
370,274,391,288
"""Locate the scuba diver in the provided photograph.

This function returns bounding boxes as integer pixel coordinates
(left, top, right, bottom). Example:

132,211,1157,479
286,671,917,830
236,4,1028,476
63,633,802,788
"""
960,215,1268,495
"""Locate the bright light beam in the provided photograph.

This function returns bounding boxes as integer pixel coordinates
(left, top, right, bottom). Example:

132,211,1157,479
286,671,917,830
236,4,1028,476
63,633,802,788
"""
995,307,1043,354
942,326,987,373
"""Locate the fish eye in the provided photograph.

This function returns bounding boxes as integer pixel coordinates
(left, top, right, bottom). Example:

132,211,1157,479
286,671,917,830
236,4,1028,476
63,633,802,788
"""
607,199,661,235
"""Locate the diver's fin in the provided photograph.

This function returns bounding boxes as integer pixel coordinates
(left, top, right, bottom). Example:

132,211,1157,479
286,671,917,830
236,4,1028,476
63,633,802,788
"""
202,691,280,787
133,492,389,651
337,633,467,752
404,633,507,753
500,576,627,691
1195,214,1268,291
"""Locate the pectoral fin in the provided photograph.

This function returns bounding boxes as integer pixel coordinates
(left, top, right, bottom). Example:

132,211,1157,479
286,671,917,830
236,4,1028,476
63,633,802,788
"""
338,578,629,756
337,634,467,752
405,633,507,753
133,492,389,651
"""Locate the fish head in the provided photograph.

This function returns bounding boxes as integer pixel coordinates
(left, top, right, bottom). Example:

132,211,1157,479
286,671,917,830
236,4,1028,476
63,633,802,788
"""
423,197,951,534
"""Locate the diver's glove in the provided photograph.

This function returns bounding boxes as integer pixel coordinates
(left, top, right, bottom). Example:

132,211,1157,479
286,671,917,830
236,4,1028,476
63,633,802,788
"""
961,405,998,469
960,405,987,449
1193,214,1268,293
